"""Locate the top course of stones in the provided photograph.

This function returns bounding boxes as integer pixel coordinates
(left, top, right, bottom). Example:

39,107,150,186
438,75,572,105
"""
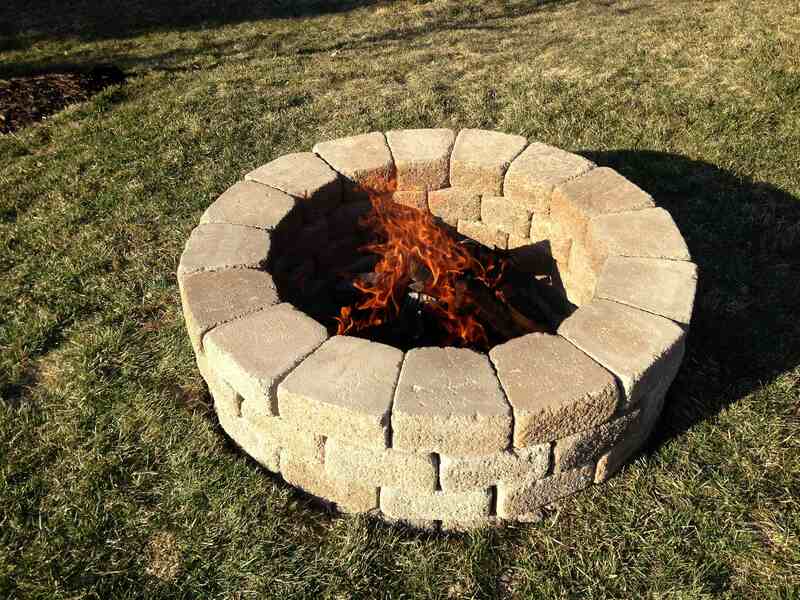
178,129,697,530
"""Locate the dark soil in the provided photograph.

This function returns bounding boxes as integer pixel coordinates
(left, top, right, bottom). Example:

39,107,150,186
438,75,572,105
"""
0,65,126,134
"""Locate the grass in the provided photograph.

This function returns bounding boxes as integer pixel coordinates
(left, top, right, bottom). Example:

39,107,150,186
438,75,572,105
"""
1,0,799,597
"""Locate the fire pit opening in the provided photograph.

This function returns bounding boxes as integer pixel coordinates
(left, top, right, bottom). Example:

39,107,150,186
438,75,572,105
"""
270,192,574,352
179,128,697,531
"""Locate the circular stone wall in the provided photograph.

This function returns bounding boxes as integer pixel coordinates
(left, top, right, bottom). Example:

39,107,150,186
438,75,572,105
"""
178,129,697,531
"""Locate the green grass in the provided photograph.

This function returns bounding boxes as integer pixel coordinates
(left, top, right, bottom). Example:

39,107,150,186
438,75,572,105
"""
1,0,799,597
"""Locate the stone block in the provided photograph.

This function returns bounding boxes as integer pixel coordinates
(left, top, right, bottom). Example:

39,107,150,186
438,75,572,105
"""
596,257,698,324
280,449,378,513
246,152,342,217
564,240,598,307
380,487,492,521
179,269,279,353
215,404,281,471
277,336,403,449
427,188,480,226
551,167,654,242
385,128,455,191
198,354,241,418
439,445,549,492
530,214,572,266
392,347,512,456
324,438,437,491
554,410,640,472
450,129,527,195
558,299,686,409
313,132,396,200
480,195,532,237
391,190,428,211
240,410,326,465
489,333,619,446
504,142,595,213
204,304,328,417
178,223,271,277
497,465,593,519
457,219,509,250
200,181,300,232
586,207,691,269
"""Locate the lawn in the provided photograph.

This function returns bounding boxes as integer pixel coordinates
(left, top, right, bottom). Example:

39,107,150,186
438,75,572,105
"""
1,0,799,597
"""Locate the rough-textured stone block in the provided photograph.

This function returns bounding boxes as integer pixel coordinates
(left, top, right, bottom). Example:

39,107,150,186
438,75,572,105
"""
277,336,402,448
595,371,674,482
178,224,270,277
200,181,300,232
179,269,279,353
216,407,282,471
204,304,328,417
386,128,455,191
280,449,378,513
497,465,593,519
596,257,698,324
240,410,326,464
380,487,492,521
246,152,342,216
564,240,598,306
198,354,241,418
481,195,531,237
504,142,595,213
391,190,428,211
428,188,480,226
551,167,654,242
457,219,508,250
586,207,691,269
325,438,437,491
530,214,572,266
450,129,527,195
489,333,619,446
313,132,396,200
392,347,512,456
555,410,640,472
440,445,549,492
558,299,686,408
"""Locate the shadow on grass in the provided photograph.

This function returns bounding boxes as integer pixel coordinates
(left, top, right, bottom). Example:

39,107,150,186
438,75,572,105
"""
579,150,800,449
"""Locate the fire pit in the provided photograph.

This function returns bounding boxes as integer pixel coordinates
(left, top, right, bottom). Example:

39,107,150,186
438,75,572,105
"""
179,129,697,530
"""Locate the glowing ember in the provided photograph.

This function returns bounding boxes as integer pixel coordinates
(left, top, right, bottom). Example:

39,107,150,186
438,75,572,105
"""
335,194,507,348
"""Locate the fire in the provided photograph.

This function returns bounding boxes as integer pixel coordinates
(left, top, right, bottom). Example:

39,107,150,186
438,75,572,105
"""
335,193,506,347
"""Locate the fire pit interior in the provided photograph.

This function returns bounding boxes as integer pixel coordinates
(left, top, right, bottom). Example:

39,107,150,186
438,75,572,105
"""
179,129,697,530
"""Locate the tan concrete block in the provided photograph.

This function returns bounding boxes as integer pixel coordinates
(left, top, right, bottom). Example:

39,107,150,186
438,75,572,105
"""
246,152,342,217
555,410,640,472
530,214,573,266
504,142,595,213
480,195,532,237
178,224,271,277
489,333,619,446
596,257,698,324
457,219,509,249
428,188,481,226
385,128,455,191
497,465,593,519
392,347,512,455
558,299,686,408
204,304,328,417
277,336,403,449
450,129,527,195
200,181,300,232
242,412,326,464
179,269,279,353
551,167,654,242
380,487,492,521
313,132,396,200
391,190,428,211
325,438,437,491
586,207,691,269
214,400,281,471
198,353,241,418
280,449,378,513
440,445,549,492
564,240,598,307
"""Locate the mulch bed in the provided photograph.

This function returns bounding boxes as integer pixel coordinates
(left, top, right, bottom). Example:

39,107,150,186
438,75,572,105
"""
0,65,126,134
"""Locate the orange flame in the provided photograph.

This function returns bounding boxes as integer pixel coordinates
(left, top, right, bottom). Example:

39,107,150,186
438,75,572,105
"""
335,194,505,347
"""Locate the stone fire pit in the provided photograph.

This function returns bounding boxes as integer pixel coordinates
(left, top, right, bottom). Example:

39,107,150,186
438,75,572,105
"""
178,129,697,530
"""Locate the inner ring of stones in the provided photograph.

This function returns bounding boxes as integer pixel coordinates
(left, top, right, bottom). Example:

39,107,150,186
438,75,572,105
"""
179,129,697,530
